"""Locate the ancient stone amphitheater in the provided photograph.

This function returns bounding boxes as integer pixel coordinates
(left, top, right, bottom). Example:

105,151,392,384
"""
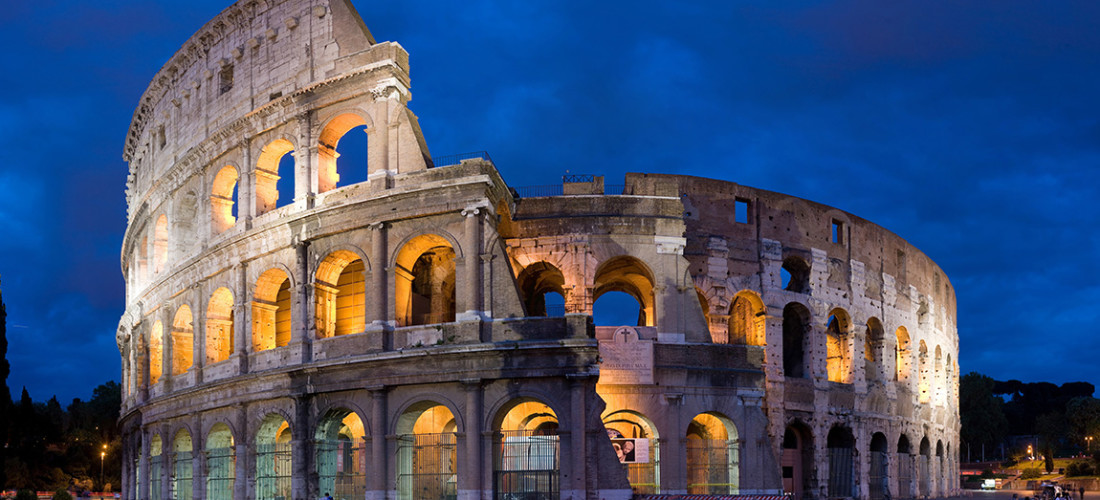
116,1,960,499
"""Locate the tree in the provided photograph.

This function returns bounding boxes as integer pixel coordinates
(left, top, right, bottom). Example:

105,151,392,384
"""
0,278,9,489
960,372,1008,452
1066,397,1100,446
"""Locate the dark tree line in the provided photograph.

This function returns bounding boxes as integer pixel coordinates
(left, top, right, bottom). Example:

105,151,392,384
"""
961,372,1100,462
1,280,122,492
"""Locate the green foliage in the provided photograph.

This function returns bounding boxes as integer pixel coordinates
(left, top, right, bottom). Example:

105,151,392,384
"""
1045,452,1055,473
960,372,1009,448
52,489,73,500
981,468,996,479
1021,468,1042,480
1065,461,1095,477
14,490,36,500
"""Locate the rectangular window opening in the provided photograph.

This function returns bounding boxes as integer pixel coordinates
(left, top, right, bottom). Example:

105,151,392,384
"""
735,198,750,224
831,219,844,244
219,65,234,95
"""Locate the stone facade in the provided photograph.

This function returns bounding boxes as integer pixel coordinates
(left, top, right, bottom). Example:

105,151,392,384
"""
116,1,959,499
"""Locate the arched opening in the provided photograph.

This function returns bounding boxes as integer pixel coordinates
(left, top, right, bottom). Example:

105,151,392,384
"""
171,306,193,376
315,409,367,499
782,422,814,500
782,303,811,378
255,139,296,215
919,437,931,497
211,166,239,234
825,309,851,383
255,414,293,500
686,412,739,495
395,403,458,500
781,256,810,293
895,326,911,382
826,426,855,498
206,423,235,500
865,318,885,382
172,429,193,500
316,250,366,338
516,262,567,317
603,410,660,494
395,235,456,326
154,214,168,274
869,432,888,500
728,291,765,346
593,256,655,326
318,113,371,192
149,320,163,385
253,268,293,351
493,399,560,500
934,346,944,406
206,287,235,364
918,341,930,403
138,235,149,282
897,435,913,499
150,434,163,500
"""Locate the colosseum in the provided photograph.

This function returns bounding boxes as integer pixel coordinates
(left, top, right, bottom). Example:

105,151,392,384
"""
116,1,960,499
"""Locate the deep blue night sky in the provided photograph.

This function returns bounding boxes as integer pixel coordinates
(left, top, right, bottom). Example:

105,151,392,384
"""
0,1,1097,403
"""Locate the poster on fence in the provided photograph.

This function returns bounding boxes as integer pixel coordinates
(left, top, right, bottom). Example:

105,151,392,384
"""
609,431,650,464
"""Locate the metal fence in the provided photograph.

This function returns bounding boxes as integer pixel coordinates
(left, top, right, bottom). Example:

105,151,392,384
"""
256,443,292,500
897,455,913,499
206,446,235,500
317,439,366,500
494,430,559,500
397,433,457,500
430,151,493,168
626,439,659,494
827,447,854,499
686,439,737,495
919,456,930,497
512,183,630,199
172,451,193,500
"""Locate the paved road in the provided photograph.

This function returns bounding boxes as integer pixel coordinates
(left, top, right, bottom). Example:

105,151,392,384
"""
950,489,1095,500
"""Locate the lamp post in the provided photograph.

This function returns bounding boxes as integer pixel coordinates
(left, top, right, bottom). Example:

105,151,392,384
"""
1087,436,1093,453
100,444,107,491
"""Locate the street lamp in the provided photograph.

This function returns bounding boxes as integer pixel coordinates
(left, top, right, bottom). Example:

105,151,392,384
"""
1087,436,1093,453
100,446,106,491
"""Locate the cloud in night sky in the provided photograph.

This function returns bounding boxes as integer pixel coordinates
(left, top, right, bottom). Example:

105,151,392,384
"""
0,0,1097,402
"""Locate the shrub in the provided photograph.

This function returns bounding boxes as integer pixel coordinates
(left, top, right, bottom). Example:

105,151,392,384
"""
1066,461,1095,477
52,490,73,500
1021,468,1042,480
15,490,36,500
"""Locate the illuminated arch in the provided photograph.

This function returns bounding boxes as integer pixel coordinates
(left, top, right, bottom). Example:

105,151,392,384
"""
895,326,912,382
171,305,194,376
317,112,373,193
825,308,852,383
686,412,739,494
210,166,239,234
593,256,655,327
918,340,930,403
256,413,293,500
206,287,235,364
149,320,163,385
153,214,168,274
255,138,295,216
253,268,293,351
864,317,885,382
602,409,660,494
315,408,367,499
206,423,235,500
493,399,560,499
172,428,194,500
394,234,456,326
516,261,567,317
150,433,164,500
315,250,366,338
395,402,458,500
728,290,765,346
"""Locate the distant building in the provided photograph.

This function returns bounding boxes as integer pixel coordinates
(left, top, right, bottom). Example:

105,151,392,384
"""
116,1,960,499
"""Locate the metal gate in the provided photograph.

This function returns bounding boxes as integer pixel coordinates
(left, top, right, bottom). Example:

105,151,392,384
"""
256,443,292,500
869,451,888,500
172,451,192,500
627,439,659,494
897,455,912,499
494,430,559,500
919,456,930,497
205,446,235,500
148,455,158,500
686,439,736,495
317,439,366,500
827,447,854,498
397,433,457,500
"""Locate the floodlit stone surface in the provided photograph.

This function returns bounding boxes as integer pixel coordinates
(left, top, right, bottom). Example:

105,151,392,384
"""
117,1,959,499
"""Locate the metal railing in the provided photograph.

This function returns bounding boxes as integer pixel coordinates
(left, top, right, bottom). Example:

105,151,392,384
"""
206,446,235,500
430,151,493,168
512,182,630,198
494,430,560,500
563,174,595,183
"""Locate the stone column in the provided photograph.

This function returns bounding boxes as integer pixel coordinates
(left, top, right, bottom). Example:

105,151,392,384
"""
460,379,483,500
160,423,172,500
368,222,388,327
192,413,205,500
234,404,249,500
460,207,483,320
161,302,174,392
290,240,313,363
194,282,206,384
240,139,254,226
141,427,152,500
137,320,149,402
233,263,249,374
662,393,686,494
292,395,313,500
296,112,315,208
367,387,387,500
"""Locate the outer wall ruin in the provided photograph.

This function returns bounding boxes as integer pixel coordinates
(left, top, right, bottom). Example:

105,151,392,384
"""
116,1,960,499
